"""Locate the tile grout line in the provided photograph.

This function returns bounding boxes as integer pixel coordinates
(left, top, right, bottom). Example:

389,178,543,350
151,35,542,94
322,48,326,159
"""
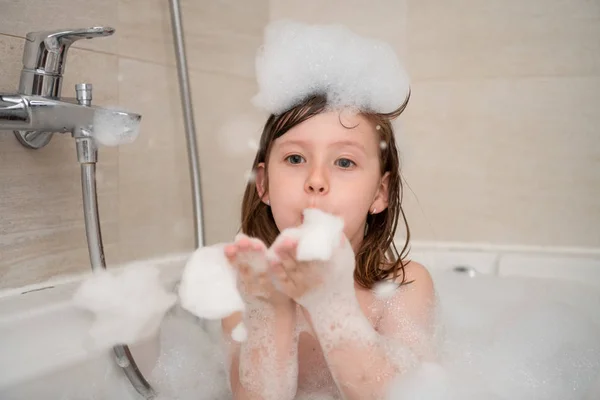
0,32,24,40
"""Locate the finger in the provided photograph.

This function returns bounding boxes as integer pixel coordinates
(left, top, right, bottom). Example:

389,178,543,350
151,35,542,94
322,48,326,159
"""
224,244,238,263
275,238,297,265
252,273,273,298
236,261,251,277
269,261,290,283
236,237,252,251
283,239,300,262
249,239,266,252
255,272,270,288
269,259,300,296
279,254,299,281
270,267,297,297
280,242,305,281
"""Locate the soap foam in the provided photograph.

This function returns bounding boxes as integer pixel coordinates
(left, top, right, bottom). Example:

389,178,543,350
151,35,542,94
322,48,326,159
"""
373,281,399,299
269,209,345,263
92,107,141,147
296,209,345,262
72,264,176,350
178,244,245,320
4,257,600,400
386,272,600,400
252,20,410,115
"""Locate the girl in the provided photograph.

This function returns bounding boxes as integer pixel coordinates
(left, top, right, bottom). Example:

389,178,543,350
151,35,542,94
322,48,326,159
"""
222,93,437,400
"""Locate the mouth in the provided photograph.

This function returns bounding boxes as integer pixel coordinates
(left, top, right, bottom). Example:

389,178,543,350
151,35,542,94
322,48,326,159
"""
299,208,336,225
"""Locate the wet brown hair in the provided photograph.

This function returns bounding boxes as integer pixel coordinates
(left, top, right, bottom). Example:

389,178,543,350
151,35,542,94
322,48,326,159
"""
240,92,412,289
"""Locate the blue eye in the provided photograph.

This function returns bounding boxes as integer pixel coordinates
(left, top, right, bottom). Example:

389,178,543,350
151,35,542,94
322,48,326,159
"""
335,158,356,168
286,154,305,164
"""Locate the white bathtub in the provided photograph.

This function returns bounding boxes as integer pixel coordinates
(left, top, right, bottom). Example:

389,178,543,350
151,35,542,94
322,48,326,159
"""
0,255,227,400
0,243,599,399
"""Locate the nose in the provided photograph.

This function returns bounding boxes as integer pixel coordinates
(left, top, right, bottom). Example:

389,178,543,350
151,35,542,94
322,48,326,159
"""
304,166,329,195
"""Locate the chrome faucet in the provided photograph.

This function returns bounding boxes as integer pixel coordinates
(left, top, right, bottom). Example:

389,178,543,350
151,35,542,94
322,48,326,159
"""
0,27,140,150
1,27,152,398
19,27,115,98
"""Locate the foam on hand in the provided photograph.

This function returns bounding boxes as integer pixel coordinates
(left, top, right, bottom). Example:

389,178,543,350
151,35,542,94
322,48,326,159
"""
270,209,357,315
271,208,345,263
72,264,176,349
233,233,271,273
92,108,141,147
178,244,246,320
231,322,248,342
297,209,344,261
252,20,410,115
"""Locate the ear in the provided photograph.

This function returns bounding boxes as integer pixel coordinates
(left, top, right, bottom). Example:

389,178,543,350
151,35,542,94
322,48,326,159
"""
370,171,390,214
255,162,270,205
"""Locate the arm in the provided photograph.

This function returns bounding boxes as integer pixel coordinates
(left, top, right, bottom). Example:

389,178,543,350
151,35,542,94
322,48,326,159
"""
221,236,300,400
303,262,437,400
222,300,299,400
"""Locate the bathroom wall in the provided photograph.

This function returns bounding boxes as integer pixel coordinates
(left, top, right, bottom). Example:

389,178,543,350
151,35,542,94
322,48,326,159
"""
0,0,598,289
0,0,269,289
271,0,600,249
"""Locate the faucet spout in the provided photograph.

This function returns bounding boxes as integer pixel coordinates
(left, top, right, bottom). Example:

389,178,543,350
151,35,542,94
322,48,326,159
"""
0,94,92,132
0,94,141,149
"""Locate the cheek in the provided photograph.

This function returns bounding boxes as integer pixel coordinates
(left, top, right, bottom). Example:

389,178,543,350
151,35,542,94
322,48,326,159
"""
267,165,304,199
266,169,298,230
269,202,298,233
335,176,380,230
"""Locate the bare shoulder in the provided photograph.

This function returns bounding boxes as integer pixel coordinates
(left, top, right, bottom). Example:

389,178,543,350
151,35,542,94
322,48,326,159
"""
377,260,437,339
398,260,434,292
382,260,436,318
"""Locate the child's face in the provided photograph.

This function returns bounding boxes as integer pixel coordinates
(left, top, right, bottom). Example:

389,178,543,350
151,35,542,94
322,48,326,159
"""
257,111,389,250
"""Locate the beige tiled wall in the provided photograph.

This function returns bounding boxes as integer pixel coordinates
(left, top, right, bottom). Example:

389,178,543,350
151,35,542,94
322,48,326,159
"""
1,0,598,289
402,0,600,247
0,0,269,289
272,0,600,248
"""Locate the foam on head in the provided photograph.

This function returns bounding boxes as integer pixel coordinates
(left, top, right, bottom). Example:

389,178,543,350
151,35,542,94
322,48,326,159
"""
252,20,410,116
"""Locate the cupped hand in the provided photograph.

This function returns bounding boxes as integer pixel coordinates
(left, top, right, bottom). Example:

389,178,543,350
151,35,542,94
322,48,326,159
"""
224,234,292,307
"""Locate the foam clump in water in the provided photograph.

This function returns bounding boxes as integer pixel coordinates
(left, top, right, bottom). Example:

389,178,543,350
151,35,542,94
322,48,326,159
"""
387,362,450,400
385,272,600,400
72,264,176,349
178,244,245,320
252,20,410,115
92,108,141,147
150,312,230,400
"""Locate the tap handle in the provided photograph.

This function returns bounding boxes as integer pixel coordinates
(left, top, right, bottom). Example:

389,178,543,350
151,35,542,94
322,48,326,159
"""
22,27,115,74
